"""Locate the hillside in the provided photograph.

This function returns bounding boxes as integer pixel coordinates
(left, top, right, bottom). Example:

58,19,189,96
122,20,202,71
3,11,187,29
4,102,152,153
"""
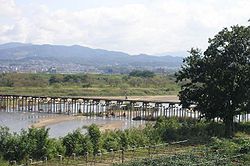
0,42,183,73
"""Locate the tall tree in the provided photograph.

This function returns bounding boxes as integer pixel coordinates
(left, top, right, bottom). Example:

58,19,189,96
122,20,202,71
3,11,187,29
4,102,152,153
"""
176,24,250,137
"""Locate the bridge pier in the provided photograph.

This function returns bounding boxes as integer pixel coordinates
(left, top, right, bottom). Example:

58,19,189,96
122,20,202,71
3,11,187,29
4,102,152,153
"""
0,94,222,122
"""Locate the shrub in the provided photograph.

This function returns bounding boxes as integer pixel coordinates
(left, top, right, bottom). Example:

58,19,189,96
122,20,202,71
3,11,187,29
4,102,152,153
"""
155,117,181,141
47,139,65,158
125,128,149,147
25,127,50,159
129,70,155,78
63,129,92,156
102,134,120,151
155,117,231,142
0,127,11,156
88,124,101,155
236,122,250,134
210,137,238,155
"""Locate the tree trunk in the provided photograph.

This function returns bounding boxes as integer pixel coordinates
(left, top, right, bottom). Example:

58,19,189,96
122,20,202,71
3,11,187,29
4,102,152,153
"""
224,114,234,138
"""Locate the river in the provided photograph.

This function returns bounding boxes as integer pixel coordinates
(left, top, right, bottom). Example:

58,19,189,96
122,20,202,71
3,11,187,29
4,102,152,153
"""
0,111,146,137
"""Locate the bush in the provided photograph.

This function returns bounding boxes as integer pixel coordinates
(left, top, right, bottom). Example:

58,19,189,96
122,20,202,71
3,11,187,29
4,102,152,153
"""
47,139,65,158
129,70,155,78
102,134,120,151
155,117,181,141
210,137,238,155
209,136,250,156
63,129,92,156
25,127,51,159
153,117,227,142
125,128,149,147
236,122,250,134
0,127,11,156
1,127,51,162
88,124,101,155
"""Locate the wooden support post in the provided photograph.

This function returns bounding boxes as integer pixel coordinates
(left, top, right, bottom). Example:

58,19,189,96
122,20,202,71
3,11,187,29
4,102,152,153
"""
38,98,40,112
6,96,9,112
72,99,74,114
86,100,89,116
89,100,91,116
11,96,14,112
84,100,87,114
27,97,29,112
130,102,133,120
21,97,24,111
53,98,56,113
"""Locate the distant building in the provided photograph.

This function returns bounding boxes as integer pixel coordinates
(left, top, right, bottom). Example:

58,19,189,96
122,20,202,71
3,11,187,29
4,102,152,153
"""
48,67,57,74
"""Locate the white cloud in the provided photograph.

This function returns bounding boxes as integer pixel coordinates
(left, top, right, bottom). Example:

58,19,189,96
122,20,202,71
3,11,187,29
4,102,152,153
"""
0,0,249,55
0,0,20,18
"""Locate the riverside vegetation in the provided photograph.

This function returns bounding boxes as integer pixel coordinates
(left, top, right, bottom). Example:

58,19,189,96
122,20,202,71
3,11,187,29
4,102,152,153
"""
0,117,250,165
0,71,179,96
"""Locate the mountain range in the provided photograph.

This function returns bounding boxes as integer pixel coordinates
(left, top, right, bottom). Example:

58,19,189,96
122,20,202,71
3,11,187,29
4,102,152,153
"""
0,42,184,73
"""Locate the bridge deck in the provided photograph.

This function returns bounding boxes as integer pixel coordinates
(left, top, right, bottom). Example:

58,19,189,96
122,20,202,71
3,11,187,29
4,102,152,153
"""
0,94,180,104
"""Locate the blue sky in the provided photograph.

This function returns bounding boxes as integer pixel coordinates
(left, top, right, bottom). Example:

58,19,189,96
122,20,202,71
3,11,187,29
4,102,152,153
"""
0,0,250,55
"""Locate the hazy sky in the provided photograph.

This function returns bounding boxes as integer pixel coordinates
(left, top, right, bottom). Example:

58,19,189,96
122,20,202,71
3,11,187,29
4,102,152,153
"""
0,0,249,55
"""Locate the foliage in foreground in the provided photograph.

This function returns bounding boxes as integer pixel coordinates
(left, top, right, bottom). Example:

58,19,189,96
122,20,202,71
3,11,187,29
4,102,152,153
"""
0,117,250,164
116,136,250,166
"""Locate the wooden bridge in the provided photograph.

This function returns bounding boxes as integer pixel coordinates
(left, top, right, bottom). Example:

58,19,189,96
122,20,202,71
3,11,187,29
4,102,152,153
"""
0,94,200,120
0,94,249,122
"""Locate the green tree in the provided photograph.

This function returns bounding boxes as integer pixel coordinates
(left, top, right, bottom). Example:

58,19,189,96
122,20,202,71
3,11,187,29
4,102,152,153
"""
88,124,101,155
129,70,155,78
63,129,92,156
102,134,120,151
47,139,65,159
25,127,50,159
49,75,61,84
120,132,129,149
176,24,250,137
0,127,11,157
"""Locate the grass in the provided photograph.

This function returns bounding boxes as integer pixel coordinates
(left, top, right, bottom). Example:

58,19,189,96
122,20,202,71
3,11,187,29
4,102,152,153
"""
116,135,250,166
41,142,198,166
0,73,180,96
0,86,178,96
26,137,250,166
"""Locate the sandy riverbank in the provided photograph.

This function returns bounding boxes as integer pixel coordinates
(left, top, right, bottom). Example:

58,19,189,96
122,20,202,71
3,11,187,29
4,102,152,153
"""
31,115,83,128
83,95,179,102
31,115,125,131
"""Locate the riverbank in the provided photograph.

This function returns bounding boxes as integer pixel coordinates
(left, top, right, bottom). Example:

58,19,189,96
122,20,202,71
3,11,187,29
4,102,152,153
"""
31,114,126,131
30,115,82,128
99,121,125,131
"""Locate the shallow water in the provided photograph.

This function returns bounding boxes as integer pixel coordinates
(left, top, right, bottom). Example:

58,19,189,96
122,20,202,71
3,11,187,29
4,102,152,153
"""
0,111,146,137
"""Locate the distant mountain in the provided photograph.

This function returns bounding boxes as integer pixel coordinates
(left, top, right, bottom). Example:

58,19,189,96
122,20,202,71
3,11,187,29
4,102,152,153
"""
0,42,183,73
0,42,32,50
154,51,188,57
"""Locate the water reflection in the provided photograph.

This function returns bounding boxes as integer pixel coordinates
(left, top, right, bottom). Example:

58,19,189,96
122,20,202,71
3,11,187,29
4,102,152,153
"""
0,111,146,138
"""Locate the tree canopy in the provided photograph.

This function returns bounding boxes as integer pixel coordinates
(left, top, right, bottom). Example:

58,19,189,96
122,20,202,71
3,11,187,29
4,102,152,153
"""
129,70,155,78
176,24,250,137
